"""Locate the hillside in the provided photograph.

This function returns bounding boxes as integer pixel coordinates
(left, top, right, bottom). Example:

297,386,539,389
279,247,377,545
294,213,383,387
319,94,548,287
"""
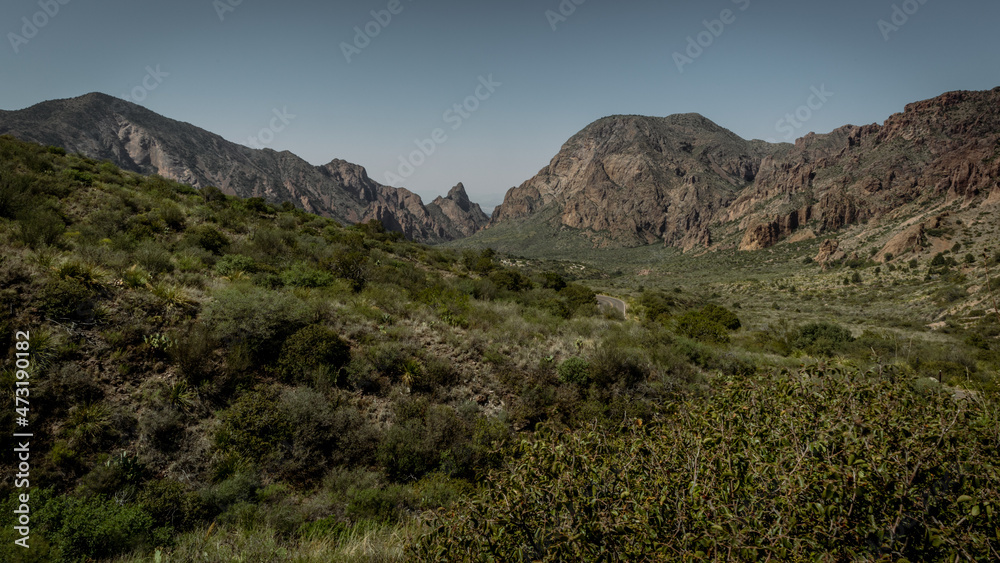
0,93,489,243
1,135,998,562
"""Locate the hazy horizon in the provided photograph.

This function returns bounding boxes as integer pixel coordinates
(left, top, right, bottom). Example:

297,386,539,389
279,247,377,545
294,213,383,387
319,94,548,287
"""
3,0,999,208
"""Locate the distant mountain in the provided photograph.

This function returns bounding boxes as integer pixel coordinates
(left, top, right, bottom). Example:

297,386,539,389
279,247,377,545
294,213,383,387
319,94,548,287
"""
0,93,488,242
490,113,783,249
484,88,1000,255
427,183,490,240
731,88,1000,251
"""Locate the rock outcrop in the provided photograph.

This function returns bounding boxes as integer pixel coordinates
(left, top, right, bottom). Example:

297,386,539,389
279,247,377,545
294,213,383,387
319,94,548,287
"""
728,88,1000,251
426,183,490,239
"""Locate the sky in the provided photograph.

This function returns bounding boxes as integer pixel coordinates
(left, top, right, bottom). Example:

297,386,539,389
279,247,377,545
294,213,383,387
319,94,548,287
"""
2,0,999,211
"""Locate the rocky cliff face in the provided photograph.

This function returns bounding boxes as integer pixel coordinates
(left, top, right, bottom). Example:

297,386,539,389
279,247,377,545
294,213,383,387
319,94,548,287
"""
731,88,1000,250
0,93,486,242
491,114,781,249
489,88,1000,252
426,183,490,239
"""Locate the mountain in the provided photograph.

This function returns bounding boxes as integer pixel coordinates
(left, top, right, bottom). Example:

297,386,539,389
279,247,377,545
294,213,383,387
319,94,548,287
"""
427,183,490,239
490,113,783,249
732,88,1000,252
0,93,487,242
485,88,1000,255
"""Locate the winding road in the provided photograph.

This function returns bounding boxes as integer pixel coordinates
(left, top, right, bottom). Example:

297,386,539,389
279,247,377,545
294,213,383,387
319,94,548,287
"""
596,295,627,316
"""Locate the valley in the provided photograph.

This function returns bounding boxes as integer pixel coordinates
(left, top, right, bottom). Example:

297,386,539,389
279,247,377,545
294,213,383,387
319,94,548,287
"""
0,86,998,562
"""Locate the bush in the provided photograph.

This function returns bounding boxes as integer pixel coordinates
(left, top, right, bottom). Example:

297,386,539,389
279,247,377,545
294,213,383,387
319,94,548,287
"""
280,262,334,288
589,346,648,389
378,404,470,481
490,268,533,292
216,386,292,461
675,310,729,344
699,303,741,331
20,490,153,562
134,240,174,275
214,254,258,277
186,224,230,254
793,322,855,356
137,480,206,535
202,285,311,363
17,207,66,247
557,356,591,385
154,202,187,231
414,368,1000,562
276,325,351,386
39,278,95,321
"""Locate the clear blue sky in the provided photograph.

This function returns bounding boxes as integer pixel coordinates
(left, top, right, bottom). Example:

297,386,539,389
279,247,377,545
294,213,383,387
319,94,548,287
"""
2,0,998,210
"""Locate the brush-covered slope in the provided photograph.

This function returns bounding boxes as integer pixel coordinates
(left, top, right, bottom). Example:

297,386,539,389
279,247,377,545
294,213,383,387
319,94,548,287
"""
0,93,488,242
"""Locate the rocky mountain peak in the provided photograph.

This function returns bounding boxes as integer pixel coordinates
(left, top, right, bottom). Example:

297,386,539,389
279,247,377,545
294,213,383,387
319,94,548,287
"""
0,93,490,243
428,183,490,239
490,112,779,247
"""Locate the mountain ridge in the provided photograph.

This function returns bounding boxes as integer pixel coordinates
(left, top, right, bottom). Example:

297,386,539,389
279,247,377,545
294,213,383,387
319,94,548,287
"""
0,92,489,242
484,87,1000,255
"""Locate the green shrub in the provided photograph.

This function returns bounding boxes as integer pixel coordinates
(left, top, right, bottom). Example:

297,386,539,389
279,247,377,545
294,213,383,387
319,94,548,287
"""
280,262,334,287
411,356,459,393
202,285,311,362
346,484,417,523
414,368,1000,561
16,207,66,247
557,356,591,385
186,224,230,254
134,240,174,275
330,246,370,292
540,272,567,291
699,303,741,331
276,325,351,385
19,489,153,562
489,268,534,292
462,248,495,274
137,480,206,534
639,290,676,322
589,345,648,389
216,386,292,461
39,278,95,321
561,283,597,315
168,322,217,383
214,254,258,277
675,310,730,344
201,185,227,203
0,165,32,219
154,202,187,231
793,322,855,356
378,404,470,481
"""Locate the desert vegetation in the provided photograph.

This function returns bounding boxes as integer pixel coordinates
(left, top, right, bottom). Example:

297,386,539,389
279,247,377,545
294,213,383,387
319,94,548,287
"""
1,135,998,561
